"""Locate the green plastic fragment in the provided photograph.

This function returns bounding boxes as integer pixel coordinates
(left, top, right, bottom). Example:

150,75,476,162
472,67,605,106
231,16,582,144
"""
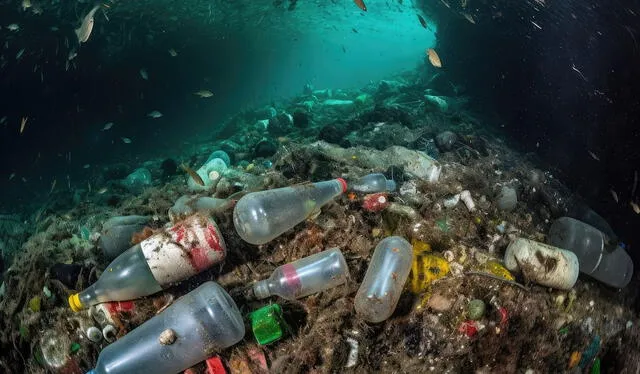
28,296,42,312
70,343,81,354
590,358,600,374
80,226,91,240
248,304,284,346
436,219,449,232
19,325,29,339
558,327,569,335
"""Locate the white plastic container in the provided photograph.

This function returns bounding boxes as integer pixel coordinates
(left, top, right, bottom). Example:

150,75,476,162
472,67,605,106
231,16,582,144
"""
253,248,350,300
233,179,347,245
354,236,413,323
69,214,226,311
549,217,633,288
89,282,244,374
504,237,579,290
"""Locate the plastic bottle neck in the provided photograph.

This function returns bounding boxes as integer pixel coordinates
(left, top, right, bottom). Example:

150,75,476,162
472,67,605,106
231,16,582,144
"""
253,280,272,300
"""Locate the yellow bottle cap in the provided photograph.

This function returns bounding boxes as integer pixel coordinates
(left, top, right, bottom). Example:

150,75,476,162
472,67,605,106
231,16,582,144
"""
68,293,83,312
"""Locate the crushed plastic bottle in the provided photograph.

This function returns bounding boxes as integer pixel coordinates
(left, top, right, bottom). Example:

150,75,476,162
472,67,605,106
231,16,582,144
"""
549,217,633,288
252,248,349,300
350,173,396,193
89,282,244,374
233,178,347,245
69,214,226,311
354,236,413,323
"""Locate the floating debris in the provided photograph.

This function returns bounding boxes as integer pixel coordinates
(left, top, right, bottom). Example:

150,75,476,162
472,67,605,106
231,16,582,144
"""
417,14,427,29
140,68,148,80
168,49,178,57
19,116,28,134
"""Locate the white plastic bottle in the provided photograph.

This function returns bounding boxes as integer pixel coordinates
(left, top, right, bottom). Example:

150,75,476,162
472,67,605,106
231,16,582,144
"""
233,178,347,245
549,217,633,288
350,173,396,193
354,236,413,323
252,248,350,300
88,282,245,374
69,214,226,311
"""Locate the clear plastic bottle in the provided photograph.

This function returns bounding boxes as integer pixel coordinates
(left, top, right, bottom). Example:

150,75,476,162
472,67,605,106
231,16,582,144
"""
252,248,350,300
69,214,226,311
354,236,413,323
548,217,633,288
233,178,347,245
89,282,245,374
350,173,396,193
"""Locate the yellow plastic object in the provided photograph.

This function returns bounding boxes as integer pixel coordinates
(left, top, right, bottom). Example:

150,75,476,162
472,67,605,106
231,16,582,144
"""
568,351,581,369
28,296,41,312
483,260,514,281
68,293,83,312
409,253,450,294
411,239,431,254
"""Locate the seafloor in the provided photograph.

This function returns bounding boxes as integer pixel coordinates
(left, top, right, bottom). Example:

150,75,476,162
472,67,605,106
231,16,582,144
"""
0,69,638,373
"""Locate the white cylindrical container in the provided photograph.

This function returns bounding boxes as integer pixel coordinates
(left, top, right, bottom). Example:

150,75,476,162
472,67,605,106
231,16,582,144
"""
504,237,579,290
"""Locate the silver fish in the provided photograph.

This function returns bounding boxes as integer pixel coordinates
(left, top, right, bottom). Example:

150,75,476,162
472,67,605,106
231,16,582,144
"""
75,5,101,43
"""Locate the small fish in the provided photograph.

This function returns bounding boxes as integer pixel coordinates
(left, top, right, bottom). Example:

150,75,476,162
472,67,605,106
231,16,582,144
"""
0,116,7,124
97,187,108,194
147,110,163,118
426,48,442,68
194,90,214,98
9,173,15,180
353,0,367,12
75,5,101,43
16,48,24,60
462,13,476,24
7,24,19,32
101,122,114,131
22,0,31,10
139,68,148,80
632,170,638,196
610,189,619,203
181,163,205,186
168,49,178,57
19,116,28,134
68,50,77,60
83,164,90,169
121,137,132,144
49,179,57,194
631,201,640,214
352,28,359,33
417,14,427,29
588,150,600,161
531,20,542,30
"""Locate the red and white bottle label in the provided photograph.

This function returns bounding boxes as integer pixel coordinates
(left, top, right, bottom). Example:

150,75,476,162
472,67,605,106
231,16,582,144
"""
141,214,226,286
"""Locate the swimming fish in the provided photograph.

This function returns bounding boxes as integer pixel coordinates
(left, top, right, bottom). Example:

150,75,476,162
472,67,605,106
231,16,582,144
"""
588,150,600,161
147,110,163,118
16,48,25,60
610,189,619,203
139,68,148,80
7,24,19,32
426,48,442,68
19,116,28,134
101,122,114,131
121,137,132,144
631,201,640,214
50,179,57,194
97,187,108,194
181,163,205,186
22,0,31,10
353,0,367,12
168,49,178,57
75,5,101,43
194,90,214,98
417,14,427,29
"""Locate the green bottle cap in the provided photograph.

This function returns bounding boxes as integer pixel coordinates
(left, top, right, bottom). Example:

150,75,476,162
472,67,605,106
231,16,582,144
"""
248,304,283,345
70,343,81,354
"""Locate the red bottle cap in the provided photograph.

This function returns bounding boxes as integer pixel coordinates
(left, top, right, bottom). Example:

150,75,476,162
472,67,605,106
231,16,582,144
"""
336,178,347,193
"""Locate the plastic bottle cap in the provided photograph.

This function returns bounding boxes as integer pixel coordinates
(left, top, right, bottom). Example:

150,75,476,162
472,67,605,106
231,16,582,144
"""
336,178,347,193
68,293,83,312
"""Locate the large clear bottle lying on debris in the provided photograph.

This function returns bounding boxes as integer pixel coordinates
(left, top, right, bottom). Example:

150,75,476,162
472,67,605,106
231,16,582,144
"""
252,248,350,300
233,178,347,245
350,173,396,193
88,282,245,374
355,236,413,323
548,217,633,288
68,214,226,312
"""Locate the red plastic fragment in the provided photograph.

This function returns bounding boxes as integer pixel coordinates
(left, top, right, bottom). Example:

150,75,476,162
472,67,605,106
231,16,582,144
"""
362,193,389,212
206,356,227,374
498,307,509,326
458,320,478,337
183,369,198,374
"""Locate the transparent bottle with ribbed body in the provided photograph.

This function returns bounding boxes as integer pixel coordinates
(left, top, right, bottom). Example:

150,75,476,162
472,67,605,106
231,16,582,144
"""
354,236,413,323
548,217,633,288
350,173,396,193
68,214,226,312
233,178,347,245
252,248,350,300
88,282,245,374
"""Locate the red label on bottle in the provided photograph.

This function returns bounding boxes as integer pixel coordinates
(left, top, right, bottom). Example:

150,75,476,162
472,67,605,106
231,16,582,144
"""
106,300,135,314
281,263,302,296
